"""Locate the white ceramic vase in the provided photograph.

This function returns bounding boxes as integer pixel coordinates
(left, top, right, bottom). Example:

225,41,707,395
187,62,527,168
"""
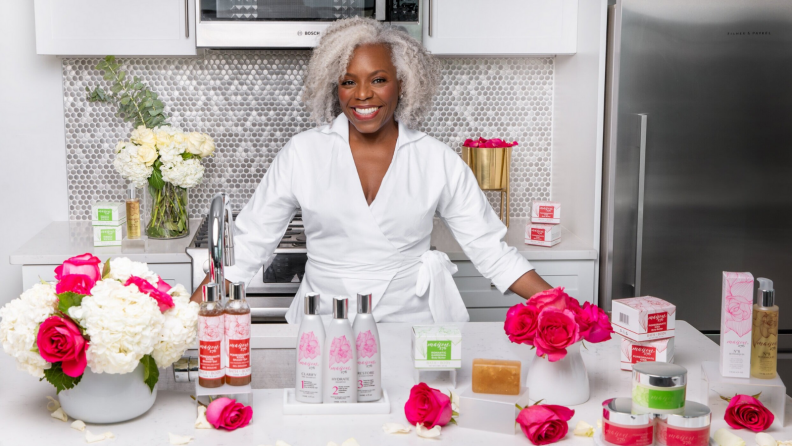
58,363,157,423
523,341,590,406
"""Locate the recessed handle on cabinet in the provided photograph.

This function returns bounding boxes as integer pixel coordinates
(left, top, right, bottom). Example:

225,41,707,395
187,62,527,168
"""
428,0,433,37
185,0,190,38
375,0,386,21
634,113,648,296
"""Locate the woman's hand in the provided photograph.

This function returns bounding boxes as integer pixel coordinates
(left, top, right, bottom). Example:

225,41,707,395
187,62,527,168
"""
509,270,553,300
190,274,232,303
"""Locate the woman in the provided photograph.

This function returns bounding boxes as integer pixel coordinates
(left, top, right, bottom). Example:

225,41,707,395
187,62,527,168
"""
191,17,551,323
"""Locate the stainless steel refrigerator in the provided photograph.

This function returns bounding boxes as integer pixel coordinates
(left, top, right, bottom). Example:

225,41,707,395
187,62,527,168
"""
600,0,792,383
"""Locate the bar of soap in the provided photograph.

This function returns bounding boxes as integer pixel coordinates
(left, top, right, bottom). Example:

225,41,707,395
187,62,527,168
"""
471,358,521,395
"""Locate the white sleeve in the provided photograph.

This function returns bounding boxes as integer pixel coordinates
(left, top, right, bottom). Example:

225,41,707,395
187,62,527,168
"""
436,150,534,293
224,140,300,285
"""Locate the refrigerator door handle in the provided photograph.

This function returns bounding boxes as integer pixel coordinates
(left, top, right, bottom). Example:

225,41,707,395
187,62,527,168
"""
634,113,648,296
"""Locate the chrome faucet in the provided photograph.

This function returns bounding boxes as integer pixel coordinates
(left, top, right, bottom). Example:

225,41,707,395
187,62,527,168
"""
208,193,235,297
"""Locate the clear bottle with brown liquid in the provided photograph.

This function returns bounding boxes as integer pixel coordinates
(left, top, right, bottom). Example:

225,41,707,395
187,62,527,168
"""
198,283,225,388
125,185,141,240
751,278,779,379
224,282,251,386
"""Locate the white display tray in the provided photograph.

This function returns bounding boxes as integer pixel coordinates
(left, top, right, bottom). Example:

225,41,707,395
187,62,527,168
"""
282,388,391,415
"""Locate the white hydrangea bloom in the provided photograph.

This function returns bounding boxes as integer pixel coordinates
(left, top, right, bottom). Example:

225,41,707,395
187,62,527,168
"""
152,285,199,368
71,280,164,374
157,142,184,165
0,283,59,377
107,258,159,285
161,158,205,189
113,142,153,188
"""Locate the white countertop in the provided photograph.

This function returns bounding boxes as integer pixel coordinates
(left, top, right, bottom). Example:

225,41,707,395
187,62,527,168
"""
8,219,201,265
2,321,789,445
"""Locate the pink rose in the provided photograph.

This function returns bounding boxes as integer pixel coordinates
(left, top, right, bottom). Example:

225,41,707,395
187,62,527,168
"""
55,274,96,296
725,394,774,432
404,383,453,429
356,330,378,359
463,138,480,148
54,253,101,283
580,302,613,343
36,316,88,377
516,404,574,445
156,277,172,294
205,397,253,431
124,276,174,312
534,308,580,362
529,287,569,311
504,303,540,345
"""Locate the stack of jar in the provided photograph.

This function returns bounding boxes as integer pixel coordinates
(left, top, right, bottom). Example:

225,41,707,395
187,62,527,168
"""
600,362,711,446
612,296,676,371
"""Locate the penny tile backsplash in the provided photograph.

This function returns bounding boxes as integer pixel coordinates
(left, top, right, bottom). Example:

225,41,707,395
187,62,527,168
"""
62,51,553,220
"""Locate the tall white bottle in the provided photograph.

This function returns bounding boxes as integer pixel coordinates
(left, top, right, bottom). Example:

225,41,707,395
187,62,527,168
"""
322,297,357,403
295,293,325,403
353,293,382,402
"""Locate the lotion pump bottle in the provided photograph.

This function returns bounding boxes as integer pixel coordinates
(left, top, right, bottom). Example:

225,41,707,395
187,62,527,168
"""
295,293,325,403
323,297,357,403
353,293,382,402
751,278,779,379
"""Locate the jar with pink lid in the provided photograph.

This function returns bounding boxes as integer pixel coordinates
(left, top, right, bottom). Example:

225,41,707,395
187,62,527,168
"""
601,398,654,446
655,401,711,446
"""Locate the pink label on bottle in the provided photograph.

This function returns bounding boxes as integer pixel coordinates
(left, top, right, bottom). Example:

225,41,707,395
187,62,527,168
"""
356,330,378,359
299,331,321,364
648,312,668,333
539,206,555,218
224,313,251,377
199,315,224,379
530,228,546,241
603,422,653,446
329,335,353,370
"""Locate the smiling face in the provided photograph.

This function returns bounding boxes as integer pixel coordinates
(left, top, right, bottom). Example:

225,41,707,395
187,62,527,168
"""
337,43,401,136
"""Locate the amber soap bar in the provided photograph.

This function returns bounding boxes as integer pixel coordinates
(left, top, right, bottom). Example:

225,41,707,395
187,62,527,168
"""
471,358,521,395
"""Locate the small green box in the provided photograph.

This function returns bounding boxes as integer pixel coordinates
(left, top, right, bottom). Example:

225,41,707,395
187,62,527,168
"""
92,202,126,226
412,325,462,369
93,224,124,246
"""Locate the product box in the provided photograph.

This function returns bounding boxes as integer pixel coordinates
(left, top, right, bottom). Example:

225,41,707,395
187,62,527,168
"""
525,223,561,247
92,202,126,226
720,272,754,378
412,325,462,369
93,224,125,247
531,201,561,224
620,336,675,371
612,296,676,341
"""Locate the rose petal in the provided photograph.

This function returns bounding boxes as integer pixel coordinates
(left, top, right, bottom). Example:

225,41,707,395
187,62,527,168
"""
757,433,777,446
574,421,595,437
416,424,442,438
715,428,746,446
71,420,86,431
341,439,360,446
46,396,60,412
195,406,213,429
382,422,412,434
85,430,114,443
168,432,193,445
50,408,68,422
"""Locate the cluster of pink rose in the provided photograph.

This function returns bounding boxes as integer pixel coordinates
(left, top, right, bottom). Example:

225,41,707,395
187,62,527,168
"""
504,287,613,362
462,137,519,148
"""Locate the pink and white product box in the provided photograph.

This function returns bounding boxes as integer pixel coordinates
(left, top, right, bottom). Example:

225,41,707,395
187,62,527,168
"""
720,272,754,378
531,201,561,224
620,336,675,371
612,296,676,341
525,223,561,247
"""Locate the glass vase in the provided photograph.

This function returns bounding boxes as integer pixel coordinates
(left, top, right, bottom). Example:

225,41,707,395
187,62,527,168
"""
147,182,190,239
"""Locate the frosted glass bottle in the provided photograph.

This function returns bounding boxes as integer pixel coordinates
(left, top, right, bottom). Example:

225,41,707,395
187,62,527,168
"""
295,293,325,403
198,283,224,389
322,297,357,403
353,293,382,401
224,282,251,386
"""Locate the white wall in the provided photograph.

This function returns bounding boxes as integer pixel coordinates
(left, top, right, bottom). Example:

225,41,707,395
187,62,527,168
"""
0,2,68,303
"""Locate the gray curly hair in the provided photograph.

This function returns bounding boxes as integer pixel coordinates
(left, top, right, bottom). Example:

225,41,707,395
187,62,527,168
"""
301,17,442,128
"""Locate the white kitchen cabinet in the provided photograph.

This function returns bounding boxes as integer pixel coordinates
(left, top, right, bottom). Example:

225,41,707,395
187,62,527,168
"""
422,0,578,55
454,259,596,322
21,263,191,291
34,0,197,56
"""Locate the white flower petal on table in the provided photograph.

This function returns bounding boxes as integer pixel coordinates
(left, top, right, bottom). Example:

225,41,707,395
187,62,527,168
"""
714,428,746,446
383,422,412,434
341,439,360,446
71,420,86,431
597,420,602,429
50,408,68,422
573,421,595,437
46,396,60,412
194,406,212,429
275,441,292,446
168,432,194,445
85,430,114,443
778,441,792,446
327,443,339,446
416,424,442,439
756,433,777,446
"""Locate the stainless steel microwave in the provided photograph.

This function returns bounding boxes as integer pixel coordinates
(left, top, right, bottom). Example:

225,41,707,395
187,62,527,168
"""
196,0,421,48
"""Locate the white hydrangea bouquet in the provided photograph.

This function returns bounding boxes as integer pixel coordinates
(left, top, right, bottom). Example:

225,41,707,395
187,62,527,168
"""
0,253,198,393
87,56,215,239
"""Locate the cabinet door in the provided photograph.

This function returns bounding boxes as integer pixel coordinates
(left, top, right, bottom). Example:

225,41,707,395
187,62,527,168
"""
422,0,577,55
34,0,197,56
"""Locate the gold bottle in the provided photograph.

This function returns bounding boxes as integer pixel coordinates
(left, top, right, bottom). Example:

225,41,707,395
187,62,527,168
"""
751,277,778,379
126,185,141,240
